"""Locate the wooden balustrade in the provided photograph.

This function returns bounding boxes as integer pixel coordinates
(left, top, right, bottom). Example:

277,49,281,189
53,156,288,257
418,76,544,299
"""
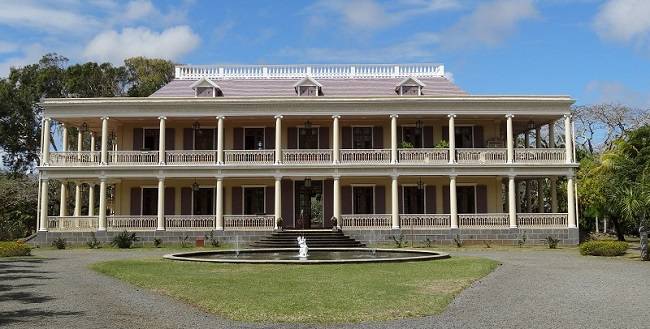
340,214,391,229
165,215,215,230
108,151,159,165
399,214,450,228
282,149,333,164
458,213,510,228
47,216,98,231
223,215,275,230
517,213,568,228
514,148,566,164
224,150,275,164
456,148,507,164
398,149,448,164
166,150,216,165
340,149,391,164
107,216,158,231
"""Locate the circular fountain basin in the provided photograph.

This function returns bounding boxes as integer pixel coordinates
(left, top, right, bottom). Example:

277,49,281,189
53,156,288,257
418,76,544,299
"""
163,248,449,264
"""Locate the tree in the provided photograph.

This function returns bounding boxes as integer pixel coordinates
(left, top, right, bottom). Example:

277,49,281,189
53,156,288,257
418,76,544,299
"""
0,173,39,240
124,57,174,97
64,62,128,97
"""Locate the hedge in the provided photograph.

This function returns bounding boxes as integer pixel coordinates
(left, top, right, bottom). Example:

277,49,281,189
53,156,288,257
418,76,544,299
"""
0,241,32,257
579,240,628,256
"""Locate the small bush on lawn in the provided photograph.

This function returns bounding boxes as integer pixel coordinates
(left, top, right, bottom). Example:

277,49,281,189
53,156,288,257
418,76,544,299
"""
0,241,31,257
86,232,101,249
153,238,162,248
579,240,628,256
545,236,560,249
111,231,138,249
52,237,66,249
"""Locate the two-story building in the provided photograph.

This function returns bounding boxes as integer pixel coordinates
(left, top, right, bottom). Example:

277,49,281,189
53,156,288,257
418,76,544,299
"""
35,63,578,245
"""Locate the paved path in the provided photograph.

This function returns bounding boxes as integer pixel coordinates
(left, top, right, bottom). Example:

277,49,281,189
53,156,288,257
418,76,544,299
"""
1,248,649,329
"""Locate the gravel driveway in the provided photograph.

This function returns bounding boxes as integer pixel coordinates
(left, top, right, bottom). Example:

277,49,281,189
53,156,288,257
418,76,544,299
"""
1,248,649,329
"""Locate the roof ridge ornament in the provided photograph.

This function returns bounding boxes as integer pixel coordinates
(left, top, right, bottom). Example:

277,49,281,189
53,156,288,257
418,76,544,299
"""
174,63,445,80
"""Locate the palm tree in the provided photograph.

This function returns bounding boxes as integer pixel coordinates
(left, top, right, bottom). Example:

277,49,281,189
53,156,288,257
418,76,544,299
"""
617,178,650,261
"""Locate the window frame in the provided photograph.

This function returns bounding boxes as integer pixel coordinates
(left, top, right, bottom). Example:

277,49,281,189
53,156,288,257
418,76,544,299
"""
351,184,376,215
242,185,267,215
351,126,374,149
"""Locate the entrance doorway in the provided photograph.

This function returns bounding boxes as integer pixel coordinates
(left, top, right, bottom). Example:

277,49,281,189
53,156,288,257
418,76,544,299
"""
294,180,324,229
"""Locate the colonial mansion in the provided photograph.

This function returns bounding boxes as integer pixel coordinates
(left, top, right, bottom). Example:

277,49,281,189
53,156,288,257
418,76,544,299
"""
35,63,578,245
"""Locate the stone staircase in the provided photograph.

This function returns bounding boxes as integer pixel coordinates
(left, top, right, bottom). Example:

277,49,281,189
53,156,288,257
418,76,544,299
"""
250,230,365,248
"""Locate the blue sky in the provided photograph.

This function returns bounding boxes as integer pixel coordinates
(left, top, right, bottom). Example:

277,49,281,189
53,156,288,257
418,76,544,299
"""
0,0,649,106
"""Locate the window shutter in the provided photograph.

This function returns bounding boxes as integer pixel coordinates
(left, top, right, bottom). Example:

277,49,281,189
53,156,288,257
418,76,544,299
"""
165,128,175,150
265,186,274,215
130,187,141,215
183,128,193,150
341,127,352,149
341,186,352,214
281,179,293,227
164,187,175,215
319,127,329,149
477,185,488,213
287,127,297,149
323,179,333,227
375,185,385,214
372,126,383,149
398,185,403,213
231,186,242,215
233,128,244,150
425,185,436,214
423,126,434,148
442,126,449,143
264,127,275,150
133,128,143,151
443,185,450,214
181,187,192,215
473,126,484,148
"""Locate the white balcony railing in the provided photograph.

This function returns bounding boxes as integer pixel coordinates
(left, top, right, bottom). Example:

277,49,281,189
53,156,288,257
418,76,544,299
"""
165,215,215,230
282,149,333,164
107,215,158,231
108,151,159,166
456,148,507,164
517,213,568,228
458,213,509,228
224,150,275,164
340,149,391,164
49,151,99,166
47,216,98,231
514,148,566,164
166,150,216,165
399,214,450,228
340,214,391,229
398,148,448,164
223,215,275,230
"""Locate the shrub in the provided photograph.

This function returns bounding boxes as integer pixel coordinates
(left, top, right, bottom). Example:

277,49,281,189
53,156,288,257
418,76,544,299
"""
517,231,527,248
86,232,101,249
52,237,66,249
391,233,406,248
205,231,220,248
579,240,628,256
0,241,31,257
484,240,492,248
111,231,138,249
545,236,560,249
453,234,463,248
153,238,162,248
424,237,432,248
179,235,190,248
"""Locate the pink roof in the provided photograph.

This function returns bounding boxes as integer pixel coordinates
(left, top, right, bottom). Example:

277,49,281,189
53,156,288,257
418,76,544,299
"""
150,77,467,97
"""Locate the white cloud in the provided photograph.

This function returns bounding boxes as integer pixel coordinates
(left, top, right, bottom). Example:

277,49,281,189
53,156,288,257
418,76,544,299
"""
124,0,157,21
0,43,46,78
442,0,538,50
0,1,100,33
82,26,200,64
0,41,18,54
585,80,650,108
594,0,650,50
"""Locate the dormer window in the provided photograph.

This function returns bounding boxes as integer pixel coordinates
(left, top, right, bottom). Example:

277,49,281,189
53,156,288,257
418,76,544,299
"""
190,77,223,97
293,76,322,96
396,76,425,96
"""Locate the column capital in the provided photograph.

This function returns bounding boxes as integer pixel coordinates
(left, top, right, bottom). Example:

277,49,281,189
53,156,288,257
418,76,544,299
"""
389,114,399,119
505,114,515,119
449,174,458,179
563,113,573,119
216,176,224,182
99,176,108,183
101,116,110,121
43,117,52,122
332,175,341,180
274,114,283,119
390,174,399,180
157,176,165,182
158,116,167,120
331,114,341,119
508,174,517,179
274,175,283,181
447,114,457,119
216,115,226,120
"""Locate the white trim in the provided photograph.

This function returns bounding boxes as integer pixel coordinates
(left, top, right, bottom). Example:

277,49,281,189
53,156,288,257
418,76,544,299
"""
293,76,323,87
190,77,221,89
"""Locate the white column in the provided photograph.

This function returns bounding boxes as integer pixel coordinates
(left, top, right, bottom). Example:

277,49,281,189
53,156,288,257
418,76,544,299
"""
88,184,95,216
526,180,532,213
158,116,166,164
90,132,96,162
274,176,282,228
448,114,456,164
39,178,49,231
216,177,224,230
515,179,521,213
332,115,340,163
100,117,109,165
62,123,68,152
550,176,558,213
506,114,514,163
274,115,282,164
537,178,544,213
73,182,81,217
216,116,225,164
391,175,399,229
567,174,576,228
42,118,52,165
390,114,398,164
508,175,517,228
77,129,83,160
333,176,341,228
549,121,556,148
157,177,165,230
449,175,458,228
98,178,107,231
564,114,573,163
59,181,67,217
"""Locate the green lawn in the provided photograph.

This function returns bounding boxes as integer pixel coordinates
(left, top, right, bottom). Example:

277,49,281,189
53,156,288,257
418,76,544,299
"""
90,256,498,323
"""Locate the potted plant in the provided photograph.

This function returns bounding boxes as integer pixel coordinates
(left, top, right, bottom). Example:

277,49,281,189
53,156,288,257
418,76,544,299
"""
276,217,284,231
331,217,339,231
399,141,414,149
